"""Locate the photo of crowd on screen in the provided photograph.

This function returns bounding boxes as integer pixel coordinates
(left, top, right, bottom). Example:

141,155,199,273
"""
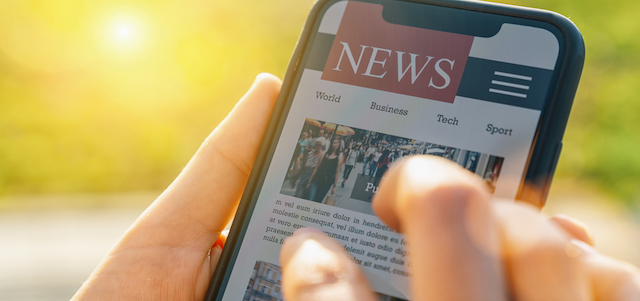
282,118,505,206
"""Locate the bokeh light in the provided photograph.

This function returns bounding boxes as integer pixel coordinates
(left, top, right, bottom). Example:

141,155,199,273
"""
116,24,133,40
103,13,147,54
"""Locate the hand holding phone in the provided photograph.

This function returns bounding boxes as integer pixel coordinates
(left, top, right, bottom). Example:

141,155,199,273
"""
279,156,638,301
71,77,640,301
207,0,588,299
70,74,283,301
71,1,640,300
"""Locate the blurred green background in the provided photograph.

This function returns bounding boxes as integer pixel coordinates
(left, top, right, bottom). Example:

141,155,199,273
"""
0,0,638,204
0,0,311,200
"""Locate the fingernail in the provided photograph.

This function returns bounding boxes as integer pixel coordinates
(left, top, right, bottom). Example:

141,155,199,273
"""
255,73,270,83
573,239,598,255
566,239,598,258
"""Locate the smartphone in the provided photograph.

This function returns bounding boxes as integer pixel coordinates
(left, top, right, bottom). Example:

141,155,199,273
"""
205,0,584,300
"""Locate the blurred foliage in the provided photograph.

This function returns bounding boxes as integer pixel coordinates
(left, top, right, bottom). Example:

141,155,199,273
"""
0,0,639,205
501,0,640,205
0,0,315,195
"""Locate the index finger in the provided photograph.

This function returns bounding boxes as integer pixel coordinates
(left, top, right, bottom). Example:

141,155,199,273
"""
280,228,378,301
372,156,508,301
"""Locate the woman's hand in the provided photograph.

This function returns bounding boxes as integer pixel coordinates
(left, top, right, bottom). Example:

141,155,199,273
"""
73,73,640,301
280,156,640,301
71,74,281,301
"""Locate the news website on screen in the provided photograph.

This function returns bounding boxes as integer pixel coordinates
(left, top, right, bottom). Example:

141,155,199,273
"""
219,1,560,300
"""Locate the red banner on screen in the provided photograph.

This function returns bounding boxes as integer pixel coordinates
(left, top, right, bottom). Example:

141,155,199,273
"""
322,1,474,103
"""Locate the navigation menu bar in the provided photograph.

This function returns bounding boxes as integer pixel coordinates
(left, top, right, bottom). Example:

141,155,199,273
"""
456,58,553,110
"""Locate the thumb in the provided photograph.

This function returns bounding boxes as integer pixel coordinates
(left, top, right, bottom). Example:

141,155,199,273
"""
280,228,377,301
120,73,281,251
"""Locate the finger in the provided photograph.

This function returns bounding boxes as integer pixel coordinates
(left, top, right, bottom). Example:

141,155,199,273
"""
372,156,508,301
585,252,640,301
559,229,640,301
549,214,594,246
495,201,592,300
195,233,226,301
280,228,377,301
209,230,228,277
124,73,281,250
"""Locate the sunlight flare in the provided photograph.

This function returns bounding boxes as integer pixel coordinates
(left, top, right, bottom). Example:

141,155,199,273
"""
104,14,145,52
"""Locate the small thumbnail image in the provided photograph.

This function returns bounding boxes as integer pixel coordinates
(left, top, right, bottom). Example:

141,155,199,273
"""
243,261,282,301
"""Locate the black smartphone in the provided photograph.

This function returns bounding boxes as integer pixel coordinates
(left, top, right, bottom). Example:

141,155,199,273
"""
205,0,584,300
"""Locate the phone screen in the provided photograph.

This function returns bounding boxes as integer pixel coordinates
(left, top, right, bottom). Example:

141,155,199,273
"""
213,0,565,300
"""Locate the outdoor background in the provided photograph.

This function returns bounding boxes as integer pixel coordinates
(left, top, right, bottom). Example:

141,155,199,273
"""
0,0,639,300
